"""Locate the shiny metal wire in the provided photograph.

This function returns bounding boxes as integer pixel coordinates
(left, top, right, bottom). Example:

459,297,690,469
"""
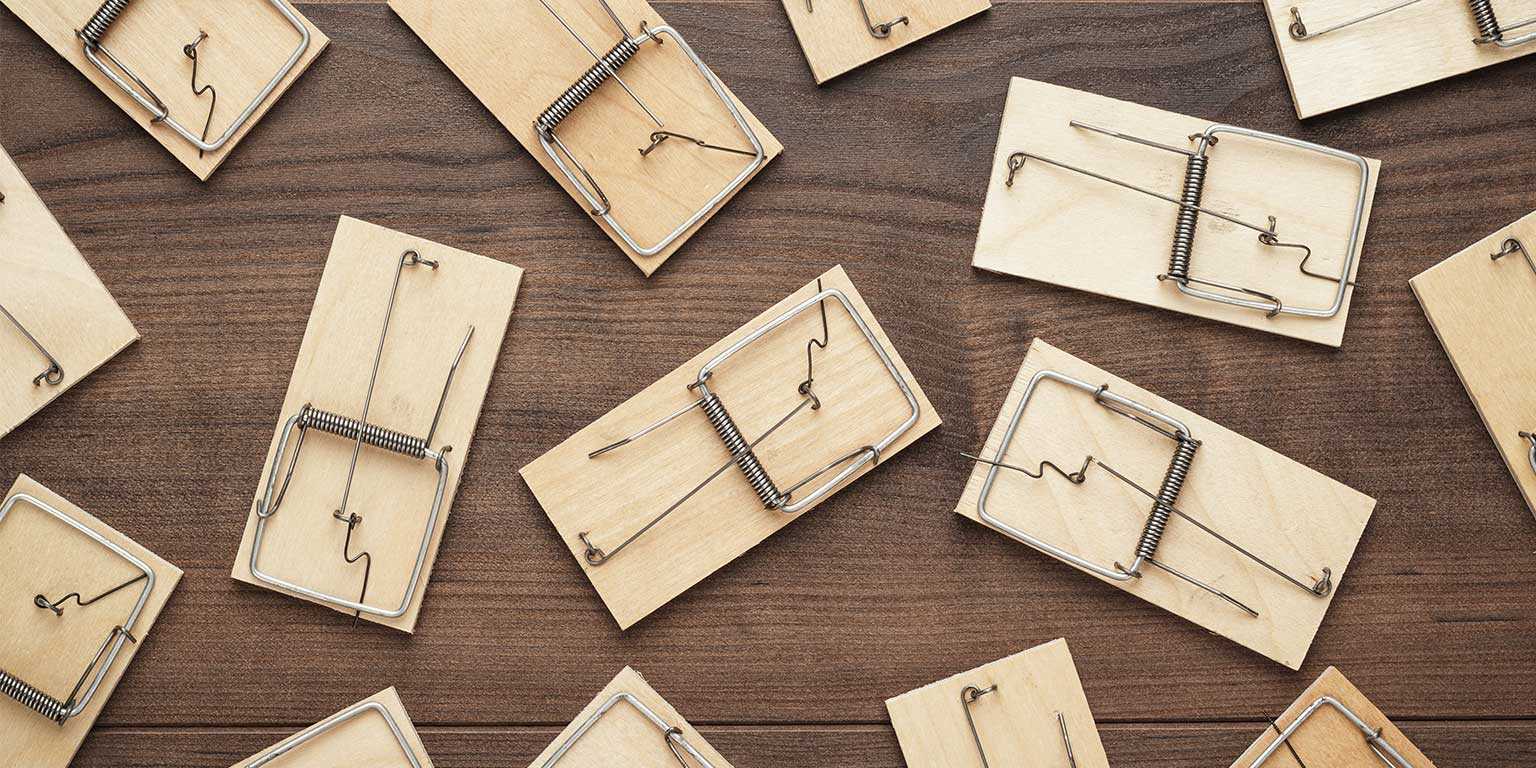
301,407,430,460
804,0,909,37
541,692,714,767
961,684,1077,768
1287,0,1534,47
247,700,424,768
0,190,66,386
1248,696,1413,767
1494,237,1536,476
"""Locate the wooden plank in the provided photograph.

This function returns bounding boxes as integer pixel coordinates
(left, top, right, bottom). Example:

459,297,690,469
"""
0,0,328,180
1262,0,1536,119
972,77,1379,348
955,339,1375,669
1410,210,1536,520
389,0,783,276
527,667,737,768
0,143,137,439
780,0,991,83
230,687,433,768
1229,667,1437,767
520,265,940,629
231,216,522,632
886,638,1109,768
0,474,181,768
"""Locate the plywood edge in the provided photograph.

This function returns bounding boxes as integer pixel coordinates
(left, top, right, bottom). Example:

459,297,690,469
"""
884,637,1072,709
1229,666,1437,768
231,686,433,768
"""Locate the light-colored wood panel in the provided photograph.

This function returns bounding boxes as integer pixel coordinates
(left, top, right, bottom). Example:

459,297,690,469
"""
1,474,181,768
954,340,1375,669
972,78,1379,348
1263,0,1536,119
886,638,1109,768
0,0,328,180
0,143,138,439
231,688,433,768
526,667,736,768
231,216,522,632
780,0,991,83
1229,667,1437,767
1410,210,1536,519
520,265,940,629
389,0,782,276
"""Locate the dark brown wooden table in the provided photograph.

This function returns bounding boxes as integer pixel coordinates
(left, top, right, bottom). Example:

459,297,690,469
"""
3,1,1533,766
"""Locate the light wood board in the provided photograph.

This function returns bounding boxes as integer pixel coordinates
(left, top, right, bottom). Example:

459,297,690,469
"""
0,143,137,441
885,638,1109,768
954,339,1375,669
527,667,736,768
780,0,991,83
0,0,328,180
390,0,783,276
1229,667,1437,768
231,216,522,632
1410,210,1536,520
231,687,433,768
972,78,1379,348
520,265,940,629
1263,0,1536,119
1,474,181,768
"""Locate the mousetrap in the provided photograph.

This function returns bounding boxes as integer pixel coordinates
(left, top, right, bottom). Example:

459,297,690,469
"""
972,78,1380,348
529,667,735,768
779,0,991,83
1263,0,1536,119
231,687,433,768
1411,210,1536,519
1230,667,1436,767
390,0,782,276
0,0,329,180
955,339,1375,669
231,216,522,632
521,265,940,629
886,638,1109,768
0,143,138,441
0,474,180,768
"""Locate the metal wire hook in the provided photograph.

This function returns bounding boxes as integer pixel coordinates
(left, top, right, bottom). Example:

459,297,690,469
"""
34,572,150,617
639,131,757,158
181,31,217,157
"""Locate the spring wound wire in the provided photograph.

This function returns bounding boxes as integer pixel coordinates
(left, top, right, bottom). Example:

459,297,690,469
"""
0,192,67,386
961,684,1077,768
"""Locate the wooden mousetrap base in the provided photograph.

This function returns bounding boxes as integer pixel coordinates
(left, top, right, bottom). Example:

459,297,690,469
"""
1229,667,1436,767
521,265,940,629
1,474,181,768
1411,210,1536,519
528,667,736,768
390,0,782,276
954,340,1375,669
231,688,433,768
0,143,138,440
1,0,328,180
231,216,522,632
886,638,1109,768
1263,0,1536,119
779,0,991,83
972,78,1379,348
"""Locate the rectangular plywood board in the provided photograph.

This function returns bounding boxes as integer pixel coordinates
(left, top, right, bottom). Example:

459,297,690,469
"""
231,688,433,768
520,265,940,629
390,0,782,276
0,0,328,180
972,78,1379,348
231,216,522,632
1263,0,1536,119
528,667,736,768
780,0,990,83
1410,210,1536,519
0,143,138,439
1,474,181,768
954,340,1375,669
1229,667,1437,767
885,638,1109,768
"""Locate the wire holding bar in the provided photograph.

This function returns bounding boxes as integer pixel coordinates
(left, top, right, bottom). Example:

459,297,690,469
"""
0,191,66,386
1288,0,1536,47
961,684,1077,768
804,0,909,38
1247,696,1414,767
247,700,425,768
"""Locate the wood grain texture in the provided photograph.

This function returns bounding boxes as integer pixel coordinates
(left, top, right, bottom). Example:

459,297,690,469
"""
230,687,433,768
780,0,992,83
526,667,737,768
1229,667,1437,768
0,1,1534,766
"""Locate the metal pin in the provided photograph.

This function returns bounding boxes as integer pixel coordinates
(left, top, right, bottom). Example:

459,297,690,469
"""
536,0,662,127
0,301,65,386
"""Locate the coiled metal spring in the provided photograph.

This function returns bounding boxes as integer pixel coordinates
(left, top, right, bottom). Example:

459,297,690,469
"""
1134,436,1199,560
1469,0,1504,41
300,407,428,459
1165,154,1207,284
535,37,641,136
0,668,67,723
79,0,133,48
700,392,785,508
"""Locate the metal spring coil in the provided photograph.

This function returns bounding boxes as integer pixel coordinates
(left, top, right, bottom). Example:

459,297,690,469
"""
534,38,641,135
300,407,428,459
1469,0,1503,40
1166,154,1208,284
0,668,67,723
1134,437,1199,560
700,392,785,508
79,0,133,48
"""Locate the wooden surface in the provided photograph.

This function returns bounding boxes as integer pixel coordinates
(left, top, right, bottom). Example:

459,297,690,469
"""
1229,667,1437,768
955,339,1374,669
231,687,433,767
780,0,992,83
527,667,736,768
521,265,940,629
0,0,1533,766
